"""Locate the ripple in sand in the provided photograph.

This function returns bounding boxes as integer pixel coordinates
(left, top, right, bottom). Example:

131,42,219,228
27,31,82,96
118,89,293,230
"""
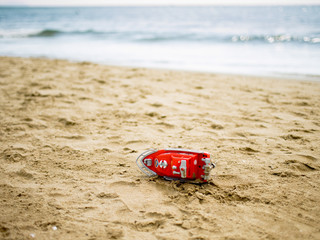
58,135,85,140
284,160,317,172
210,123,224,130
239,147,259,153
150,103,163,108
156,122,175,128
281,134,303,140
58,118,77,126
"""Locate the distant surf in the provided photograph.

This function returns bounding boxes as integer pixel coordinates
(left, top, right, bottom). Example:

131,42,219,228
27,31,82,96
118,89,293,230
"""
1,28,319,45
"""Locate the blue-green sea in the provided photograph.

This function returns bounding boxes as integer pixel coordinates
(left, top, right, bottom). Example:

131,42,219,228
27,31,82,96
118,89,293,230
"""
0,6,319,79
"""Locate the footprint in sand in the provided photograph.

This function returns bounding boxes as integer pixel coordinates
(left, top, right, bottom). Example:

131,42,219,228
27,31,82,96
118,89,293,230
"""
1,148,26,162
14,169,33,179
133,219,165,232
96,192,119,199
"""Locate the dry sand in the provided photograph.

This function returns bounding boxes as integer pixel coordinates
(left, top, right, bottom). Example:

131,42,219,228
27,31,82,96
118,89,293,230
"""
0,56,320,240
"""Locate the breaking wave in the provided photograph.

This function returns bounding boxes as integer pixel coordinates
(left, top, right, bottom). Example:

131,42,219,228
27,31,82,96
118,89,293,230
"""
0,28,319,44
30,29,62,37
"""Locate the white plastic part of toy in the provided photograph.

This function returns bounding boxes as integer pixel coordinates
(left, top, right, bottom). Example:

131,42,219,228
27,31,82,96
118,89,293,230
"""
136,149,158,176
180,160,187,178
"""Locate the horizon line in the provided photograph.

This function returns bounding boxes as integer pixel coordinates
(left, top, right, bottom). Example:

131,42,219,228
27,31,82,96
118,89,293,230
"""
1,3,320,7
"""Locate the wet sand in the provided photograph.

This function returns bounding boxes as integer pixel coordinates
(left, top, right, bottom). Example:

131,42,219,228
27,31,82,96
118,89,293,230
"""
0,56,320,240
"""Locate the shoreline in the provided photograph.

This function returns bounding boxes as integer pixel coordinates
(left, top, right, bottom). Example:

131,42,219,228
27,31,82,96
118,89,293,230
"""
1,56,320,239
4,55,320,83
89,61,320,83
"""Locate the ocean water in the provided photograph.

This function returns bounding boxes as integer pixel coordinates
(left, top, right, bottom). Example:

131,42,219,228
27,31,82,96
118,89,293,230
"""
0,6,320,79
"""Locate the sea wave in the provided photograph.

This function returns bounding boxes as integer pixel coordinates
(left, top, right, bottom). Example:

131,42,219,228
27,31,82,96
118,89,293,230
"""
28,29,109,37
0,28,319,44
0,29,105,38
30,29,62,37
137,33,320,44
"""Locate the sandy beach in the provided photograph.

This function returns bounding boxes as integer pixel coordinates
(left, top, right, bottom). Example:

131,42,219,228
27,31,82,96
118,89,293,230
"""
0,56,320,240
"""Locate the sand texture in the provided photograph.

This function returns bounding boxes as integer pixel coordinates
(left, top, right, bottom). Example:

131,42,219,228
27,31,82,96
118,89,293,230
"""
1,56,320,240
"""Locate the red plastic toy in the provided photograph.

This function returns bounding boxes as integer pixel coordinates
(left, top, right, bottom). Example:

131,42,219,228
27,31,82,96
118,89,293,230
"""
136,148,215,182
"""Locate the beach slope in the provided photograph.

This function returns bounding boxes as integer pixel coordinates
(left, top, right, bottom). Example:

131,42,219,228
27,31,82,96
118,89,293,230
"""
0,57,320,239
